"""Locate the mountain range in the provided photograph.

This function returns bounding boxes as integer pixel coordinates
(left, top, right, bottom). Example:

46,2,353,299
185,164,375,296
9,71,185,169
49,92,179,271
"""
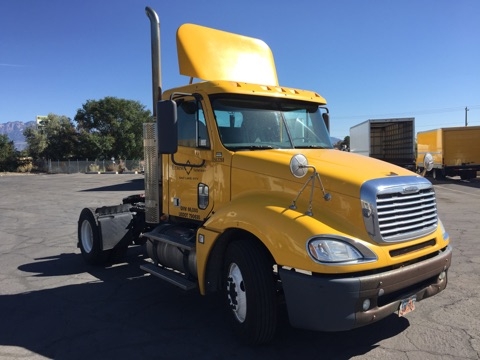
0,121,36,150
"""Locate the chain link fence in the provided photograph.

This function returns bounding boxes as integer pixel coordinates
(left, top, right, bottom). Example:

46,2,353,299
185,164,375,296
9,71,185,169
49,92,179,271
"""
34,159,145,174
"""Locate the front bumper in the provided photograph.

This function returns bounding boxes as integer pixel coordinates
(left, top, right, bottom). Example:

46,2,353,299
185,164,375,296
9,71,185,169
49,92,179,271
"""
279,245,452,332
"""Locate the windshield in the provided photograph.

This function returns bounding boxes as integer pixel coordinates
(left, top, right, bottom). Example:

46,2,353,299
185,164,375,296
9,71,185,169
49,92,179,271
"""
211,95,333,150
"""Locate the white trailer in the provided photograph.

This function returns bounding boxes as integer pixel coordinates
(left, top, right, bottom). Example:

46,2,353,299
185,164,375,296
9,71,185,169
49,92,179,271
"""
350,117,415,169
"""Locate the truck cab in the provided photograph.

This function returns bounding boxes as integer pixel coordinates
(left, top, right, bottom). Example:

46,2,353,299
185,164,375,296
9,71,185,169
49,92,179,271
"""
78,7,452,345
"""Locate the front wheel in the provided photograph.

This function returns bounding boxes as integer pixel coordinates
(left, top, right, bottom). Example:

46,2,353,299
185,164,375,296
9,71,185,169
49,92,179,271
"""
460,170,477,180
223,239,277,345
78,208,110,265
432,168,445,180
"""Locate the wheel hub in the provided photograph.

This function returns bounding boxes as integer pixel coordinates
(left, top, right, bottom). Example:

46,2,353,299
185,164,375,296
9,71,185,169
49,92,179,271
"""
226,263,247,323
80,220,94,253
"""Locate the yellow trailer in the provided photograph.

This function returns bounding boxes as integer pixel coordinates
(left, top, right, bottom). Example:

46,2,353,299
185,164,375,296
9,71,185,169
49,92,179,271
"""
417,126,480,180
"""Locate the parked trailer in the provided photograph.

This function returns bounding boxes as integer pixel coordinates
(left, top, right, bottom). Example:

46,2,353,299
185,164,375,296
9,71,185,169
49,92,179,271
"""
417,126,480,180
350,118,415,169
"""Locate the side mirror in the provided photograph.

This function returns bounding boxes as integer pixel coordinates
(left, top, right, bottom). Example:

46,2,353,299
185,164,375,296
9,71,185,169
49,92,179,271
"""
423,153,434,172
322,112,330,132
420,153,434,177
157,100,178,154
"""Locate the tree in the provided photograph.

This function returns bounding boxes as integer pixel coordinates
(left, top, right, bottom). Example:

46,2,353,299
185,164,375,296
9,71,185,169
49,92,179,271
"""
24,114,77,160
24,126,47,159
333,136,349,151
75,97,151,160
0,134,17,171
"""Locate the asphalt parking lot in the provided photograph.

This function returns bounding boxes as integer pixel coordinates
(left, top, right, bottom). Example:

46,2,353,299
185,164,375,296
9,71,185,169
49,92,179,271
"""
0,173,479,360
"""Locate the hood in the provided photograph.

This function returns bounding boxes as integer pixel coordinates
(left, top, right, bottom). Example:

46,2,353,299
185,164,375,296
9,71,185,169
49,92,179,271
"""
231,149,417,198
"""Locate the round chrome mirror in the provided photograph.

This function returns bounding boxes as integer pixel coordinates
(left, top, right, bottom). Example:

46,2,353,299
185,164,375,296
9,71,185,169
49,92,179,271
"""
423,153,434,172
290,154,308,178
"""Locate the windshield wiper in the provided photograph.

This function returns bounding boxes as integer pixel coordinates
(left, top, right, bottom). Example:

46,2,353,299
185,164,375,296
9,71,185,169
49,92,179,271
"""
228,145,275,150
294,145,328,149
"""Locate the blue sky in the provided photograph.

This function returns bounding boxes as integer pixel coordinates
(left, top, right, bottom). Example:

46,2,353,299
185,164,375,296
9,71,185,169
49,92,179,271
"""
1,0,479,139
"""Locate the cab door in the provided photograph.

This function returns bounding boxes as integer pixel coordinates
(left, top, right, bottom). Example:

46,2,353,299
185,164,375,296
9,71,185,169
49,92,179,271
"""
166,97,214,222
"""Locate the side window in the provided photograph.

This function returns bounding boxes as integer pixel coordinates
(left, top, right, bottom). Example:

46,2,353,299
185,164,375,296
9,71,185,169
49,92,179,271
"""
177,101,210,148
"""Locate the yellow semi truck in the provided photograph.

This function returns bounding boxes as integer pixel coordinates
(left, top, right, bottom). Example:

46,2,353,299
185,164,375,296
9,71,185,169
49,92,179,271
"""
77,7,452,344
417,126,480,180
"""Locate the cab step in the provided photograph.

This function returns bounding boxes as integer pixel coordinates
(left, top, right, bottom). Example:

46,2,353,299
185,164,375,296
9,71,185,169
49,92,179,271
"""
141,263,197,291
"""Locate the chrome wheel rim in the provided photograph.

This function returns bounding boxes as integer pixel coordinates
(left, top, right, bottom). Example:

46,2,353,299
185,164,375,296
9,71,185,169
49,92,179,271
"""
226,263,247,323
80,220,94,253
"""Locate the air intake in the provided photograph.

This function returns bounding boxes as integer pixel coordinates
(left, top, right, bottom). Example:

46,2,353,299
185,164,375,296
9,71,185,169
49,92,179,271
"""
361,176,437,243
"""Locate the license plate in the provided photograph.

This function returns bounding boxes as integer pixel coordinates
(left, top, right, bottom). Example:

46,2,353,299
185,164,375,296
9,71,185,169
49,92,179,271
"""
398,295,416,316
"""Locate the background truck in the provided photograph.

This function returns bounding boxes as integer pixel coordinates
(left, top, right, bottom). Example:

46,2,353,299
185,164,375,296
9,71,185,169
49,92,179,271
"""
77,7,451,345
416,126,480,180
350,118,415,169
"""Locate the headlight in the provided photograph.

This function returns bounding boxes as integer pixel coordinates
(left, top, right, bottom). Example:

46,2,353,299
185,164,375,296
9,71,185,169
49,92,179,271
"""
439,219,449,241
308,239,362,262
307,235,377,264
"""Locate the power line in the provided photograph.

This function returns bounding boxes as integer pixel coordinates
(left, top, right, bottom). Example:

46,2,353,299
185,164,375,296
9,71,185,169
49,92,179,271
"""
334,105,480,120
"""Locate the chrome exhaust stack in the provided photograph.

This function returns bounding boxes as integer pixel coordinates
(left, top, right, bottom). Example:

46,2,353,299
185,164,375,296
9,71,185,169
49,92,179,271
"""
144,7,162,223
145,6,162,113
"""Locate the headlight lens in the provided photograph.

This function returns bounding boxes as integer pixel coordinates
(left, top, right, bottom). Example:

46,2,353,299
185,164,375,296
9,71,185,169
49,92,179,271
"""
439,219,449,241
308,238,363,263
307,235,377,263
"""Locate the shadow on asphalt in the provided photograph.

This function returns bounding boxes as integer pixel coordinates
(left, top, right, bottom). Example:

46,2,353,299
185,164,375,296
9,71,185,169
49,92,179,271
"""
429,176,480,189
3,247,410,360
80,178,144,192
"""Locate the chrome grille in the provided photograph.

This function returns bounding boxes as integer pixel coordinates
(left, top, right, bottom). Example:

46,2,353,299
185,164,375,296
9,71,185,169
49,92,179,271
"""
361,176,438,243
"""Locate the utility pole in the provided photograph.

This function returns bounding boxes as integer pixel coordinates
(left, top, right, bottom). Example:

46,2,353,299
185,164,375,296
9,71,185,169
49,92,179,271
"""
465,106,469,126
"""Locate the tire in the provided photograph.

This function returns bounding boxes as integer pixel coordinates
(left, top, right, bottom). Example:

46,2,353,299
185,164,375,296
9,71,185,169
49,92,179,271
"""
460,171,476,180
223,239,277,345
78,208,110,265
432,168,445,180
